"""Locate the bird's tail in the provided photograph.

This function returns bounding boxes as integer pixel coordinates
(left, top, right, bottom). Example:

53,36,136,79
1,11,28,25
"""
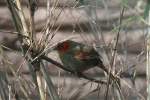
97,63,120,86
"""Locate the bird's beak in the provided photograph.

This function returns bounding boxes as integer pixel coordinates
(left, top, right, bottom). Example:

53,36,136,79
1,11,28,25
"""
52,41,63,51
53,42,61,51
53,45,58,50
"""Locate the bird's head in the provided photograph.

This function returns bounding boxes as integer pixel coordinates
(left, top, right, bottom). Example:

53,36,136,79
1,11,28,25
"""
54,40,72,53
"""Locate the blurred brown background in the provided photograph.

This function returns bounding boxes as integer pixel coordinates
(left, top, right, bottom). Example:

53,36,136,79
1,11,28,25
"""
0,0,146,100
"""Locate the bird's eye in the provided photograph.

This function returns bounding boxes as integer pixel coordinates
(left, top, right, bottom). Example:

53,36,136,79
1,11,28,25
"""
62,42,69,49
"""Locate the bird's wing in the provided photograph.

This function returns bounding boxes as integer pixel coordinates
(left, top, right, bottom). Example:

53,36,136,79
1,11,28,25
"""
73,46,100,61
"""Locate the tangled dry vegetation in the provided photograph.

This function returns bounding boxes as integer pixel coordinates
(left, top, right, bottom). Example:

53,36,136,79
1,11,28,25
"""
0,0,146,100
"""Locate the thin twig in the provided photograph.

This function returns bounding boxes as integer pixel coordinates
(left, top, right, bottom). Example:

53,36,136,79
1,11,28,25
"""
105,7,125,100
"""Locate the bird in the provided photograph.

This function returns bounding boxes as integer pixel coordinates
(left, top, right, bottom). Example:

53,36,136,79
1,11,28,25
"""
54,40,118,81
